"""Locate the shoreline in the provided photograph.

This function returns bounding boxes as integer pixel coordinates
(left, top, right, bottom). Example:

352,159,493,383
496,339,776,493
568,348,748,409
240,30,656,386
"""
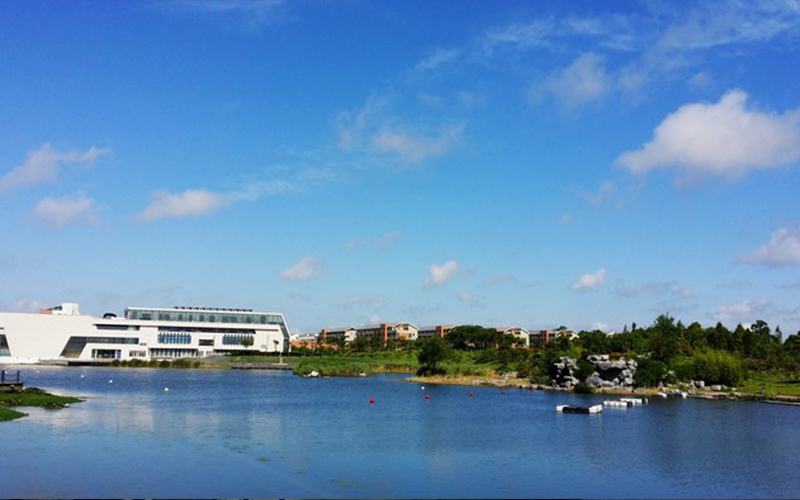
404,374,800,405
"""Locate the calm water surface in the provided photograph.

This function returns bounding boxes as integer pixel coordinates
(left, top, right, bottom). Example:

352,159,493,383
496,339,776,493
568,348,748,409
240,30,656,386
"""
1,366,799,498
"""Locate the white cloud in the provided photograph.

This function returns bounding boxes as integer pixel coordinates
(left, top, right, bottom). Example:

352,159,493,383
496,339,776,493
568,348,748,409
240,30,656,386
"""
280,257,318,281
411,48,462,76
713,298,770,324
577,179,643,208
571,268,607,291
424,260,460,288
371,124,464,163
33,193,100,226
616,90,800,177
456,291,475,302
456,290,485,308
376,229,403,246
536,53,611,109
741,225,800,267
162,0,285,28
10,298,49,313
0,144,110,192
340,294,383,310
337,95,464,164
483,274,515,286
136,189,230,221
618,282,695,299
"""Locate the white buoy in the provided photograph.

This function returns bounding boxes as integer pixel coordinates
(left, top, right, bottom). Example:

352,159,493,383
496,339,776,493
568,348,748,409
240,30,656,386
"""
164,387,170,392
80,374,85,378
108,379,113,384
421,386,425,390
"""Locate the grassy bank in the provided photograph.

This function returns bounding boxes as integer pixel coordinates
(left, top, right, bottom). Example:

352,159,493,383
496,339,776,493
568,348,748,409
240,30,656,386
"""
0,388,83,422
292,350,501,377
738,372,800,397
293,352,419,376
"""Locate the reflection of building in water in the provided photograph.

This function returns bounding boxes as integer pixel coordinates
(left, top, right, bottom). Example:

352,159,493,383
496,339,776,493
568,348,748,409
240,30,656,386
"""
0,303,291,364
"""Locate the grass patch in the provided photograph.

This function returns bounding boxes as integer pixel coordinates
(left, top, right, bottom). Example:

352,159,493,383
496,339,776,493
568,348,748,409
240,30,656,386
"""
738,373,800,397
0,407,27,422
0,387,83,422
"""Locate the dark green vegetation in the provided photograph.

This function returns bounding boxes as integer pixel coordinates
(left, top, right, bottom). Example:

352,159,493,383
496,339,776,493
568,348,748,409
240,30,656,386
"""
0,387,82,422
295,316,800,395
108,358,203,368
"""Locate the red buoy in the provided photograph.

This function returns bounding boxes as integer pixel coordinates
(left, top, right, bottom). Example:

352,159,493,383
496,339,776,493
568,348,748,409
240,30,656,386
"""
370,397,375,404
469,392,474,397
501,390,505,395
425,394,430,400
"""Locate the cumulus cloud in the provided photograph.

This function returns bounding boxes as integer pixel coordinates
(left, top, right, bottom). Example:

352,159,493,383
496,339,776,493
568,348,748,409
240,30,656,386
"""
33,193,100,226
424,260,460,288
535,53,611,109
616,90,800,178
571,268,607,291
741,225,800,267
0,144,110,192
280,257,318,281
136,189,230,221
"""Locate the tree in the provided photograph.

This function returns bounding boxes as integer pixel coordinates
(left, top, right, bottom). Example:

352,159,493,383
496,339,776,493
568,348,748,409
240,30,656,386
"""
417,337,451,376
240,337,254,349
647,314,682,363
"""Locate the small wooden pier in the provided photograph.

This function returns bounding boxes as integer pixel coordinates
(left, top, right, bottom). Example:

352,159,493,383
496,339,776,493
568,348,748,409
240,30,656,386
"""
0,370,24,393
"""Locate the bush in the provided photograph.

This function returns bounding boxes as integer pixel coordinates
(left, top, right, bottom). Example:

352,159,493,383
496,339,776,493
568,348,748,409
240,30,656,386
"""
693,349,746,386
670,357,696,381
635,358,667,388
577,358,595,382
574,381,595,394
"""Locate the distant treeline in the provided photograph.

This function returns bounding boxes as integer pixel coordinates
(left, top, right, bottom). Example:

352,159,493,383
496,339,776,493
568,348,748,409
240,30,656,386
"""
299,315,800,387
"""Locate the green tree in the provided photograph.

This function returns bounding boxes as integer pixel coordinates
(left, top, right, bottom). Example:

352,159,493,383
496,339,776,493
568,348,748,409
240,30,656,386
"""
417,337,451,376
647,314,682,363
240,337,255,349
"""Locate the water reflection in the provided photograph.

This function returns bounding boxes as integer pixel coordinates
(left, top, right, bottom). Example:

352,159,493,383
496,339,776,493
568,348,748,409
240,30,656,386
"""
3,368,800,498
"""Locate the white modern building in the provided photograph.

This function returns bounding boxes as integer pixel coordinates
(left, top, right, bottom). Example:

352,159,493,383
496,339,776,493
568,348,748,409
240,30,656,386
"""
0,303,291,364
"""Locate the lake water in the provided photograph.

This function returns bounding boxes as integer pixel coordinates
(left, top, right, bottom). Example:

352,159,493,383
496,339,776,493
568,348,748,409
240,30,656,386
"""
2,366,799,499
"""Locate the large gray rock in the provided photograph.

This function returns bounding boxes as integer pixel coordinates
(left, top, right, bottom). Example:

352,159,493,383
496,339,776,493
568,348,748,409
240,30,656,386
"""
550,355,639,390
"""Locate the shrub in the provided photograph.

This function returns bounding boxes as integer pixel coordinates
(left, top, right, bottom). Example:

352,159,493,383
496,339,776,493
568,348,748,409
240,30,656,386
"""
670,357,696,381
693,349,746,386
635,358,667,388
577,358,595,382
574,381,595,394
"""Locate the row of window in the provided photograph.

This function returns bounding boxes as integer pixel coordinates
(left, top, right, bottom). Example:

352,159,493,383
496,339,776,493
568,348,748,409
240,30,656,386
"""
149,348,198,358
222,334,255,346
158,333,192,345
158,327,257,334
126,309,284,326
91,349,121,359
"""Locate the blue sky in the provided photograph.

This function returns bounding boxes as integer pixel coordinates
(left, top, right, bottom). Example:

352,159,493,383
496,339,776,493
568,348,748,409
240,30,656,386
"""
2,0,800,336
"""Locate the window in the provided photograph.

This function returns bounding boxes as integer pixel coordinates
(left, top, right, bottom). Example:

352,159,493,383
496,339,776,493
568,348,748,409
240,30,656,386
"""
92,349,121,359
0,334,10,357
199,339,214,346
